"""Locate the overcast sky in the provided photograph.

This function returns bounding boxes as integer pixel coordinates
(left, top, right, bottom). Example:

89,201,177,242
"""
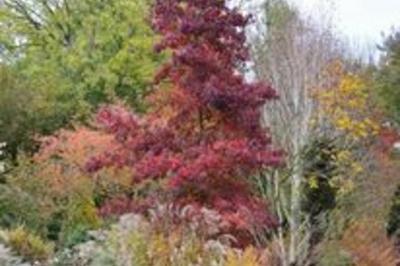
289,0,400,47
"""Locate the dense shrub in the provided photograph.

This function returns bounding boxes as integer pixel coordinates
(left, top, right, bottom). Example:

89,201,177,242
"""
0,227,53,264
317,242,353,266
341,219,399,265
0,184,44,232
1,127,136,246
53,205,273,266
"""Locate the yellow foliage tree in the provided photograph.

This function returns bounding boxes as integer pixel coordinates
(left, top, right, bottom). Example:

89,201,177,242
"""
309,60,381,194
314,60,380,141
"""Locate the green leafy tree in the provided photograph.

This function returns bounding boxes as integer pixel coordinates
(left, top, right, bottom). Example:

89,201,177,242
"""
1,0,161,108
0,65,75,160
376,29,400,124
0,0,162,159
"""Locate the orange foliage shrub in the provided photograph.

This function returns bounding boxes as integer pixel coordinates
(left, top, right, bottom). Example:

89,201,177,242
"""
341,219,399,266
352,128,400,220
7,127,134,243
36,127,114,167
33,127,132,199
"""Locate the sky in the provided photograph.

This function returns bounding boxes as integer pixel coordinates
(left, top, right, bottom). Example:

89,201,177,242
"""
289,0,400,50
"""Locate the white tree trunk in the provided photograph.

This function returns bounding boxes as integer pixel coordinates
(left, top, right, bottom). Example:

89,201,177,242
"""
289,161,302,265
250,0,342,264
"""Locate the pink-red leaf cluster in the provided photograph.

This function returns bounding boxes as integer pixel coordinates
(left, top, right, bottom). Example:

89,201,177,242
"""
88,0,282,245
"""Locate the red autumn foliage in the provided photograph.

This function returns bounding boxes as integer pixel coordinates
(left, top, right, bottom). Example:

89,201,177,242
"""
87,0,282,244
376,127,400,155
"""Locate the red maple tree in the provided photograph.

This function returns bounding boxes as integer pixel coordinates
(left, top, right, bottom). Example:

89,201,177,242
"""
88,0,282,243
